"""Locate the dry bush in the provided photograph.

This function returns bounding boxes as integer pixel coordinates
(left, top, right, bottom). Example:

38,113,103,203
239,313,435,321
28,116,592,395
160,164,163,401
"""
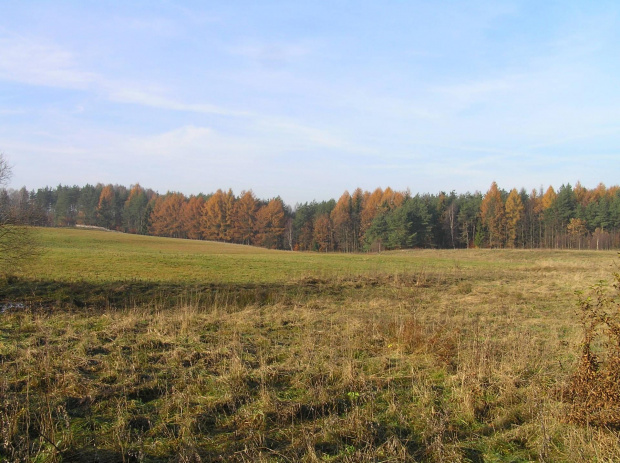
566,263,620,427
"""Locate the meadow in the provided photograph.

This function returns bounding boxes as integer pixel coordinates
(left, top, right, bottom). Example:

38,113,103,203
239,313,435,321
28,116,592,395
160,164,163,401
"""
1,228,619,462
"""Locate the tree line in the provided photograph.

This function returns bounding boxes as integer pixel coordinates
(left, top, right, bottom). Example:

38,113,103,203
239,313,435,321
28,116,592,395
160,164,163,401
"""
2,181,620,251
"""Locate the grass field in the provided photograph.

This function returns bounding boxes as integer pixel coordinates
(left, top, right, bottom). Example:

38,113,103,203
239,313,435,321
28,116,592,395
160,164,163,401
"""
1,228,619,462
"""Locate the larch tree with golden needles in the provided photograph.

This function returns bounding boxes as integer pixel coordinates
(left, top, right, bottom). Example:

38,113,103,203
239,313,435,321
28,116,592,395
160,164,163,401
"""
149,193,186,238
567,217,588,250
182,196,205,240
231,191,258,245
381,186,406,209
331,191,354,252
360,188,384,243
202,189,235,241
505,188,524,248
480,182,506,248
255,198,286,249
313,213,332,252
574,181,588,207
591,182,607,202
541,186,557,248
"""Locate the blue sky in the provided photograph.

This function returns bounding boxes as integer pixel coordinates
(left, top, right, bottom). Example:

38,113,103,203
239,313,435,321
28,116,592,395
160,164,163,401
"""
1,1,619,204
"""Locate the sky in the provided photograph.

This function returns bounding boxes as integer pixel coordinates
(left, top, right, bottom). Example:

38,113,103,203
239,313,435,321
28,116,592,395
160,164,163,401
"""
1,1,619,205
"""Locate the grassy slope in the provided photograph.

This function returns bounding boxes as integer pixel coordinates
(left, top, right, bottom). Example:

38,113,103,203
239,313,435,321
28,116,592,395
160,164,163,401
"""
27,227,615,283
1,228,619,462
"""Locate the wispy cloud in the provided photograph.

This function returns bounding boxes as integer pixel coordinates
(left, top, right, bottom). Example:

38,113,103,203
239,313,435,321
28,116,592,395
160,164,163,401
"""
253,117,375,154
124,125,257,162
107,86,253,117
0,33,97,89
0,33,252,118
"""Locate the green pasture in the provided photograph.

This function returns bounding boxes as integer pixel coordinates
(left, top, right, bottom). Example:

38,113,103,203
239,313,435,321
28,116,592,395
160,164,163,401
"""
24,227,617,285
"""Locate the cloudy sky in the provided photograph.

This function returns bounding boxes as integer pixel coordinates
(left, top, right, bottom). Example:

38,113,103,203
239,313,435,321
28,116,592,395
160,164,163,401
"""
1,1,619,204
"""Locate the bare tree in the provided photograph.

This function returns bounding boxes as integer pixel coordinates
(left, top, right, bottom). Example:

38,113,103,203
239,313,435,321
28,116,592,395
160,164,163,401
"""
0,153,39,275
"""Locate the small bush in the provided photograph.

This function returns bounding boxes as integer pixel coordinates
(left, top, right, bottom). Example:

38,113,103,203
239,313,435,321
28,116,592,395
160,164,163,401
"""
566,262,620,427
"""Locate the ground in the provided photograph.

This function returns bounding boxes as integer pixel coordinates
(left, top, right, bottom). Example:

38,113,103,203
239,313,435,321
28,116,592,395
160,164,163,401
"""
1,228,618,462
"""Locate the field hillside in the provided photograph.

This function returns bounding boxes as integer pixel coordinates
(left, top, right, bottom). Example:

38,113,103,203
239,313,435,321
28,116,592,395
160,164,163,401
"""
1,228,619,462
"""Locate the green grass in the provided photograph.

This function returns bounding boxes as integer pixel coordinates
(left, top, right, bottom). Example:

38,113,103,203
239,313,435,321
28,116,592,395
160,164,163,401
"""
26,227,618,284
1,228,620,462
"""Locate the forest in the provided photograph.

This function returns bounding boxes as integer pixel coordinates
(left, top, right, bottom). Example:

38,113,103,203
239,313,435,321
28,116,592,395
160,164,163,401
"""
2,181,620,251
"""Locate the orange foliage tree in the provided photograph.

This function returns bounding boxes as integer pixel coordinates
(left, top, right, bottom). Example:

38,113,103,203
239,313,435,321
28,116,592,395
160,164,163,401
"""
480,182,505,248
182,196,205,240
97,185,116,229
331,191,354,252
231,191,258,245
202,189,235,241
255,198,286,249
360,188,385,241
149,193,186,238
313,214,332,252
505,188,524,248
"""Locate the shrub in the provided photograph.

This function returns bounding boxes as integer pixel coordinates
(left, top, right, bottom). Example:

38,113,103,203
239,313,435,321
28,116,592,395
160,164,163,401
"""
566,260,620,427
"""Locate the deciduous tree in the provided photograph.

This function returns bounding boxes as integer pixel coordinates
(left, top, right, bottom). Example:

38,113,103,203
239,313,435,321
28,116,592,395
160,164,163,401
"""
331,191,353,252
231,191,258,245
202,189,235,241
255,198,286,249
313,213,332,252
567,217,587,249
182,195,205,240
149,193,186,238
505,188,524,248
480,182,506,247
